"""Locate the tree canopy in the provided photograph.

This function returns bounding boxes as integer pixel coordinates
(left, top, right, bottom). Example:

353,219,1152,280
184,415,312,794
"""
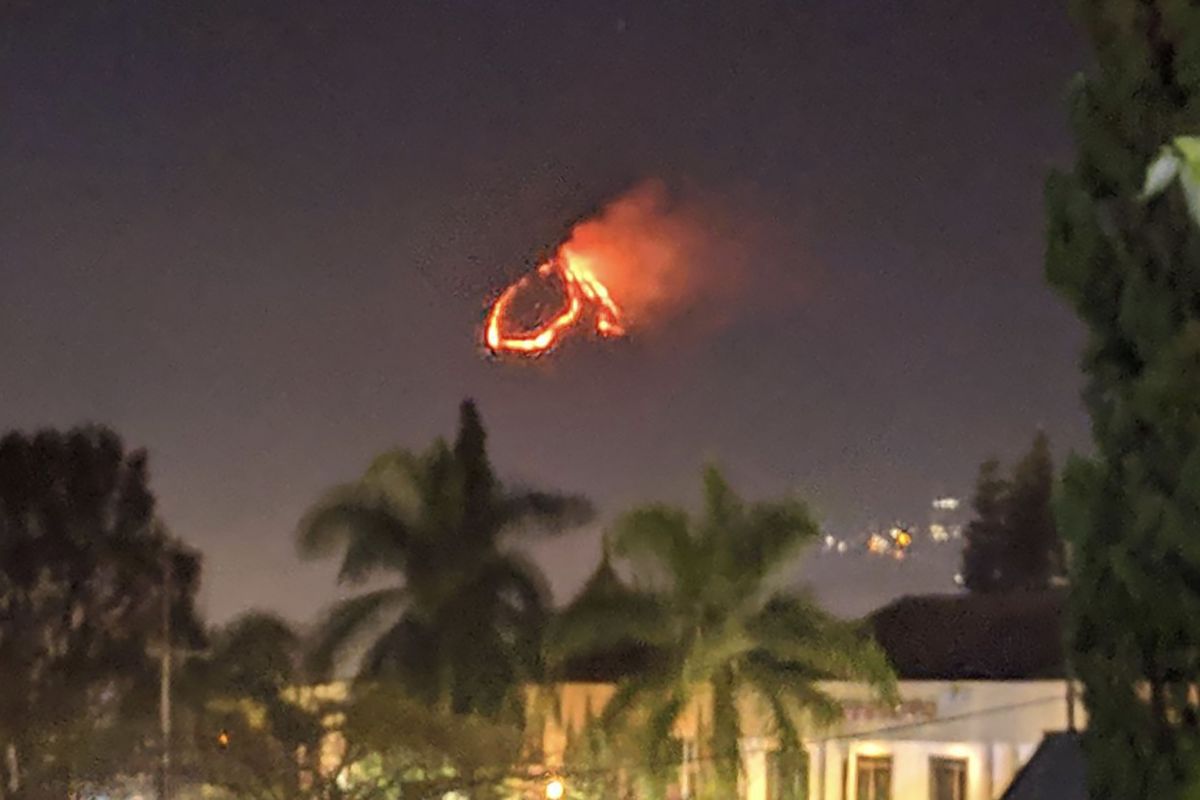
546,466,896,799
297,399,592,719
0,426,203,798
960,432,1063,593
175,611,331,800
1046,0,1200,795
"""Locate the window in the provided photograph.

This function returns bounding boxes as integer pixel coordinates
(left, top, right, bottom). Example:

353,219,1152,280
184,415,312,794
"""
856,755,892,800
930,757,968,800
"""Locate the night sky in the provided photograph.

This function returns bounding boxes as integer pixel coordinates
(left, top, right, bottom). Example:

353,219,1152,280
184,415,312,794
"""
1,1,1090,624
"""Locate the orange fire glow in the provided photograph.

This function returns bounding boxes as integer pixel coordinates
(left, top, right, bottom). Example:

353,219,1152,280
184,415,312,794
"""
483,180,725,357
484,247,627,356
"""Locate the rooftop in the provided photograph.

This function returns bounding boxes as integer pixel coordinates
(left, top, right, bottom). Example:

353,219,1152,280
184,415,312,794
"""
869,589,1068,680
1000,731,1086,800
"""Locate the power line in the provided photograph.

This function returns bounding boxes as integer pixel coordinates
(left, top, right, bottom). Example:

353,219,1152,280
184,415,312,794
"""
810,693,1063,744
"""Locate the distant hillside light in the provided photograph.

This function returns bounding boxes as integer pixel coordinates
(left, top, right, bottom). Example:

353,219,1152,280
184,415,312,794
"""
545,778,565,799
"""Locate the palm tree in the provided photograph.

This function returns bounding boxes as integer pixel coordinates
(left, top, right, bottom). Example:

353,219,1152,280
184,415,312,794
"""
297,400,592,719
546,466,896,797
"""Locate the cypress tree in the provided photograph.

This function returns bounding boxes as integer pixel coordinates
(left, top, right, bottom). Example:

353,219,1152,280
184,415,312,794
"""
961,459,1010,593
1004,432,1061,589
1046,1,1200,795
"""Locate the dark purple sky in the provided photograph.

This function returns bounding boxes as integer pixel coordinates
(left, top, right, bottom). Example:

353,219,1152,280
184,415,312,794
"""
1,1,1090,623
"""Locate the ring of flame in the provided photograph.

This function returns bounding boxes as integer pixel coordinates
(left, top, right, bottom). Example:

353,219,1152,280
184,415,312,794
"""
485,251,625,355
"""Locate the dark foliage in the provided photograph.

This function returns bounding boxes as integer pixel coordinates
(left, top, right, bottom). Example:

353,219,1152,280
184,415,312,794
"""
546,466,895,798
1046,0,1200,795
0,425,203,797
961,433,1063,593
298,399,592,720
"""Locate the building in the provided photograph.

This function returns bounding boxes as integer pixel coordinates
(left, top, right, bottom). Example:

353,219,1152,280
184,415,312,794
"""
998,732,1086,800
803,589,1078,800
532,588,1078,800
806,678,1077,800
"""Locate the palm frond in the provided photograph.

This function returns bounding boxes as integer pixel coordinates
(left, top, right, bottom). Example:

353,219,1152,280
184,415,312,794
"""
742,653,843,730
599,672,669,732
482,550,551,614
700,465,743,541
305,587,406,678
296,488,412,584
760,691,802,754
733,499,820,584
749,594,897,701
362,449,426,514
499,490,594,537
681,625,755,686
641,684,690,766
450,552,552,681
359,615,444,702
611,505,694,585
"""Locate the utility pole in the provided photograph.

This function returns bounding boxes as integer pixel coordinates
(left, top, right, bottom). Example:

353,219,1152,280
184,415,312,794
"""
1067,676,1078,732
157,552,172,800
1065,657,1078,733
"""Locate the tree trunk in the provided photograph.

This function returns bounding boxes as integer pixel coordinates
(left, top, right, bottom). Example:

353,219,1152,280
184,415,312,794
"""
711,667,739,798
2,741,21,800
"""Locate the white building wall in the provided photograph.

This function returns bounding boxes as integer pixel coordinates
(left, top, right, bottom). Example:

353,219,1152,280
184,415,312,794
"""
804,680,1082,800
529,680,1081,800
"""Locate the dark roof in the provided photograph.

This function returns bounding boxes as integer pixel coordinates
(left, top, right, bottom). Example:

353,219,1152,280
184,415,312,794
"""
573,550,630,603
555,551,664,683
869,589,1067,680
1000,732,1086,800
558,642,659,683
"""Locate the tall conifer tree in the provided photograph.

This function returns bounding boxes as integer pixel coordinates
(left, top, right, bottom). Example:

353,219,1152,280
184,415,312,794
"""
1046,1,1200,794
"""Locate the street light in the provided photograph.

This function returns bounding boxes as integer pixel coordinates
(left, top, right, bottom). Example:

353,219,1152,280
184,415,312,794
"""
545,778,565,799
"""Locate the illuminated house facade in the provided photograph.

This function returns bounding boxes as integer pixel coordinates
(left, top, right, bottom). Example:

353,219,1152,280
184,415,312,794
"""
806,679,1079,800
531,589,1077,800
530,678,1078,800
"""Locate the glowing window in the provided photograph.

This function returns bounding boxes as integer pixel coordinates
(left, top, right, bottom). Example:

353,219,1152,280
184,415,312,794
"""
856,755,891,800
930,756,968,800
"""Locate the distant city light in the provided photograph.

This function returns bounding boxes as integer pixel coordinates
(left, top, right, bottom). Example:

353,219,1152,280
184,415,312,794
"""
889,527,913,548
933,497,960,510
867,533,890,555
929,523,949,542
836,540,848,554
953,572,965,586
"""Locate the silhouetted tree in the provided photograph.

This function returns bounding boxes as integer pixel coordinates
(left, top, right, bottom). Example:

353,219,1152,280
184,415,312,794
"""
176,612,525,800
1004,432,1061,588
0,426,203,798
297,400,591,720
961,434,1063,593
1046,0,1200,795
960,458,1011,593
175,612,330,800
